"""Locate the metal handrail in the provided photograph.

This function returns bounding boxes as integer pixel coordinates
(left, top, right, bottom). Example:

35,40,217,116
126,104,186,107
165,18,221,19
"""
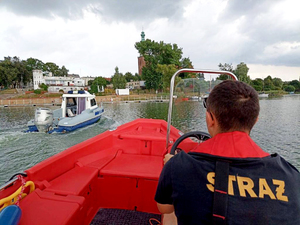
165,68,238,150
0,172,27,191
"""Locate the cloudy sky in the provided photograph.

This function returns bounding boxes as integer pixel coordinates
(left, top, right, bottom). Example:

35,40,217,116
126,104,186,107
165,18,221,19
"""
0,0,299,81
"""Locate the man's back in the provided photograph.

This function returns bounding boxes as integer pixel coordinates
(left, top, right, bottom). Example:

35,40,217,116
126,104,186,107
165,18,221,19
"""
156,151,300,224
155,81,300,224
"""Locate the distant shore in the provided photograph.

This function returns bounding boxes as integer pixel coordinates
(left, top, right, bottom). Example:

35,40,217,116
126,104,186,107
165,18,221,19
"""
0,88,296,107
0,93,171,107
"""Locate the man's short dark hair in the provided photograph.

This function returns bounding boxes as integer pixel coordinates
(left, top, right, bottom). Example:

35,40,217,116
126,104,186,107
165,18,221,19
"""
207,80,259,132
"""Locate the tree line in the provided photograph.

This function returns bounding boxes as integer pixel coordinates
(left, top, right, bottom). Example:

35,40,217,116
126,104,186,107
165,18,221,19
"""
217,63,300,93
132,38,299,93
130,39,300,93
89,67,141,94
0,56,69,88
1,41,299,94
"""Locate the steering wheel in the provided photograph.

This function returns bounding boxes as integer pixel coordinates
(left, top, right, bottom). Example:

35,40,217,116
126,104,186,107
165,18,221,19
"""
170,131,211,155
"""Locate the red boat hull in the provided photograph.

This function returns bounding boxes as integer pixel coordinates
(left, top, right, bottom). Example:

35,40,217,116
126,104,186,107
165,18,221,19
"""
1,118,192,224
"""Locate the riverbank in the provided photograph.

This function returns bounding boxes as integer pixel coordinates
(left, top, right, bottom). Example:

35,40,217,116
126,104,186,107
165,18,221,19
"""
0,93,170,107
0,88,294,107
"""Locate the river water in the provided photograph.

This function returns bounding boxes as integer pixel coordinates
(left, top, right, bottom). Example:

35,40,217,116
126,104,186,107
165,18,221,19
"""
0,95,299,184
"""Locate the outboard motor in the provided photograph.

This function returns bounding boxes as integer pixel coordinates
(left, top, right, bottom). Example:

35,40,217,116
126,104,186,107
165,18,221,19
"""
34,108,53,132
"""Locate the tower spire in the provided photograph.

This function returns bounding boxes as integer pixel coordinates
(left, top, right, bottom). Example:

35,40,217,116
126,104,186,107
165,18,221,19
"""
141,30,145,42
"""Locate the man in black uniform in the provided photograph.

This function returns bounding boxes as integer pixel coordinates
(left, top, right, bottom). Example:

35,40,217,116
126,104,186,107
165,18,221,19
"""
155,80,300,225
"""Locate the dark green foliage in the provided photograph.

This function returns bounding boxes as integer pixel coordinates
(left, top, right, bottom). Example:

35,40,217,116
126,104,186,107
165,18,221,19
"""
217,63,234,80
39,83,48,91
111,67,126,89
289,80,300,92
156,64,178,89
250,78,264,91
134,73,141,81
0,56,31,88
124,72,138,82
284,85,295,92
135,39,185,90
234,62,251,83
34,89,42,94
25,58,44,71
218,62,251,83
272,78,283,89
90,76,107,93
0,56,70,88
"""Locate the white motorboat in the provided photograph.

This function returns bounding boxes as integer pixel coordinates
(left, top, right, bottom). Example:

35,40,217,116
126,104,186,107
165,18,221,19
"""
27,90,104,133
258,92,269,98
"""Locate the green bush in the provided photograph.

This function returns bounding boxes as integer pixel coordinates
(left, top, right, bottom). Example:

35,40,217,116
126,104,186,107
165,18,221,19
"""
39,83,48,91
34,89,42,94
285,85,295,92
252,85,262,91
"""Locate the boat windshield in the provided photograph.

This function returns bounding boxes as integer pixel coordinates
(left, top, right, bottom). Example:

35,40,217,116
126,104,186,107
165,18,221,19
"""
166,69,238,149
66,97,77,116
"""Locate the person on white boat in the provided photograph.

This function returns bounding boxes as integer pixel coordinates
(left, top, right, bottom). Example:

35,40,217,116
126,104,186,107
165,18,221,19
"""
155,80,300,225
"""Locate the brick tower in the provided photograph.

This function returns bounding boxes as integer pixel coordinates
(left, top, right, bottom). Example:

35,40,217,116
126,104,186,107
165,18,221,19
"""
138,31,146,76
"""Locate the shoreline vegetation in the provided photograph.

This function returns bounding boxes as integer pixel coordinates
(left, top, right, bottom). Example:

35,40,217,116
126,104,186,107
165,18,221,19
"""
0,89,171,106
0,88,295,107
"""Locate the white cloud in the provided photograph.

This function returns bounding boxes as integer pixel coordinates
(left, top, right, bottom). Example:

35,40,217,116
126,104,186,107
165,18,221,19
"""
249,64,300,81
0,0,299,80
262,42,300,57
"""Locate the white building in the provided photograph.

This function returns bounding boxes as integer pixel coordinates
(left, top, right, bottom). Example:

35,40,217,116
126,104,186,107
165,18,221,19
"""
116,89,130,95
33,70,85,93
126,81,145,90
81,76,95,86
33,70,44,90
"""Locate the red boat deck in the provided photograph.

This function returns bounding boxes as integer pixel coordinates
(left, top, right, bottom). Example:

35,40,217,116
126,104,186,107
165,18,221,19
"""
5,119,184,225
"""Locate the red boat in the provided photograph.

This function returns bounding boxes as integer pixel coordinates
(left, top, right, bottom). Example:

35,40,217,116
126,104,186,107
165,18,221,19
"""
0,69,237,224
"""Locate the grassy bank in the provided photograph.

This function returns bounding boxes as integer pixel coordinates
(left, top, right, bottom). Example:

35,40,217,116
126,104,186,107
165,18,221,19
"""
261,90,287,97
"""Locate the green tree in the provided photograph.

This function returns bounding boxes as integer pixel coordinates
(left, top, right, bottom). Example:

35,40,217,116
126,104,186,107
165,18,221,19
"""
34,89,42,94
90,77,107,93
272,78,283,90
263,76,274,91
179,57,194,78
124,72,136,82
60,65,69,76
198,73,205,80
217,63,234,80
250,78,264,91
234,62,251,83
43,62,60,76
180,57,193,69
284,85,295,92
25,57,44,71
39,83,48,91
134,73,141,81
0,57,18,88
6,56,31,88
135,39,183,90
13,57,31,87
111,67,126,89
142,62,162,90
289,80,300,92
0,56,70,88
156,64,180,90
